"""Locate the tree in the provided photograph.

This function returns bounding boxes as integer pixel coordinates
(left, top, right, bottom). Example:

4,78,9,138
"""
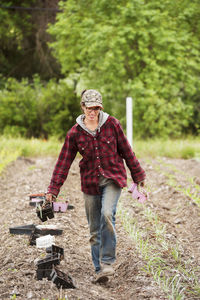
48,0,200,137
0,0,61,80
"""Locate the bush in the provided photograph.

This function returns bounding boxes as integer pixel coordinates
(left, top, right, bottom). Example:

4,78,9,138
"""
0,77,38,137
38,79,80,138
0,76,80,138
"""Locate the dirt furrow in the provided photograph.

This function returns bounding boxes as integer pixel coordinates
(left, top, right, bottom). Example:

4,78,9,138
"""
0,156,199,299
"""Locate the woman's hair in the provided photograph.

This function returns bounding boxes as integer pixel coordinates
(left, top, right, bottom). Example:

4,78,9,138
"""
81,89,87,98
80,89,87,106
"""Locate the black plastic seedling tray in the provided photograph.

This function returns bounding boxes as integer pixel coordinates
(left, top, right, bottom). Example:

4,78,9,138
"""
35,226,63,236
30,199,44,207
46,245,64,260
29,193,46,206
9,224,63,236
37,254,60,269
29,230,40,246
36,268,52,280
36,202,54,222
9,224,35,235
50,267,75,289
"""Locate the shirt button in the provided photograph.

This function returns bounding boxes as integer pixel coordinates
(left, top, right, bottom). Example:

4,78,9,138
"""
97,156,99,159
95,147,98,149
94,138,96,140
98,165,100,168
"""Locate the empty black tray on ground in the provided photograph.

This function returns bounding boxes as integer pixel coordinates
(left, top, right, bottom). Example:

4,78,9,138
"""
9,224,63,236
50,267,76,289
9,224,35,235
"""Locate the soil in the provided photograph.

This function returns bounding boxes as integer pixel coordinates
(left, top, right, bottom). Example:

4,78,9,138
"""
0,155,199,300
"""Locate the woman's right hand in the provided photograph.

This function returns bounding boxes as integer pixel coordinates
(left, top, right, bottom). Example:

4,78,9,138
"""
46,193,56,203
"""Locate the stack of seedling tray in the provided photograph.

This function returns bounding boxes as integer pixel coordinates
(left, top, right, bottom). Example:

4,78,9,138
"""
36,245,75,289
36,245,62,281
9,193,76,290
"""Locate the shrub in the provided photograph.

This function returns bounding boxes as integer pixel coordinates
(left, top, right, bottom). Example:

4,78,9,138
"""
0,76,80,138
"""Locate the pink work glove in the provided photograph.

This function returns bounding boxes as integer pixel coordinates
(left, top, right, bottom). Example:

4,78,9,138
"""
128,181,148,203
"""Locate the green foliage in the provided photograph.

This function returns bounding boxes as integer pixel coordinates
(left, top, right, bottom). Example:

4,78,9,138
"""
0,77,38,137
38,78,80,138
48,0,200,138
134,137,200,159
0,136,63,173
0,76,80,138
0,148,20,174
0,1,61,79
1,0,200,138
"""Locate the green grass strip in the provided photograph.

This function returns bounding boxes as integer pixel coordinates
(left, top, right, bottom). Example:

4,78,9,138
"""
0,149,21,174
134,138,200,159
0,136,62,174
117,201,200,299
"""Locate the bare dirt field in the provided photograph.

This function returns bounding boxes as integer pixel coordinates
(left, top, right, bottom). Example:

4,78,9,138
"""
0,155,199,300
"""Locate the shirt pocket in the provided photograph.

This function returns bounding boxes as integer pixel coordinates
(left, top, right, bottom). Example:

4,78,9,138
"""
77,141,92,158
99,135,117,156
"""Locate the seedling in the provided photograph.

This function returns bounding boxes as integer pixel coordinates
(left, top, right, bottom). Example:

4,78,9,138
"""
36,201,54,222
118,199,200,299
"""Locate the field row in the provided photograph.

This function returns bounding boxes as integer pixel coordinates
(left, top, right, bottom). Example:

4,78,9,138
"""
119,159,200,299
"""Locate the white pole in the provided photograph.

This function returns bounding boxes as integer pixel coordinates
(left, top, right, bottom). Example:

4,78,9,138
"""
126,97,133,148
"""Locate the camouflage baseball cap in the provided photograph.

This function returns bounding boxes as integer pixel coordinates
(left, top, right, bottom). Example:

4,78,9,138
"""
81,89,103,108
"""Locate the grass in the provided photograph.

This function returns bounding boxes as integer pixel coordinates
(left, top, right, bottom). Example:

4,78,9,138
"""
134,137,200,159
0,136,62,157
0,135,200,174
0,148,21,174
0,136,62,174
118,200,200,299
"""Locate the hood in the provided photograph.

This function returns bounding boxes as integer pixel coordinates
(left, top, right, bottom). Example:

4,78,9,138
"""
76,110,109,134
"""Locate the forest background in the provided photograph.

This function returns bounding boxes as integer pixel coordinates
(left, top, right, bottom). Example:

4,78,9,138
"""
0,0,200,140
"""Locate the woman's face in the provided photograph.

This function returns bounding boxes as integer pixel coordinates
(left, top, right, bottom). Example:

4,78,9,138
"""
82,105,101,122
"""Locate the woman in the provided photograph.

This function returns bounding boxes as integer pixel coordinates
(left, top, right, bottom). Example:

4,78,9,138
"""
46,89,146,283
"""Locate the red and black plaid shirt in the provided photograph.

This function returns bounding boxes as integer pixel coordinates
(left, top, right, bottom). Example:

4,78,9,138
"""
48,116,146,196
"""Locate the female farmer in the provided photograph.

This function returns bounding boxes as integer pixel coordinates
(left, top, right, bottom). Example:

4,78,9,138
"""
46,89,146,283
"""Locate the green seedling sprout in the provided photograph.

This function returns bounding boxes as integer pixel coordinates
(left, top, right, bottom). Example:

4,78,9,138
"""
118,192,200,299
36,203,43,219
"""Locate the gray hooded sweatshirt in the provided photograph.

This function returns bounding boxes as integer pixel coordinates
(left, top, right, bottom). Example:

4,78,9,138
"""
76,110,109,136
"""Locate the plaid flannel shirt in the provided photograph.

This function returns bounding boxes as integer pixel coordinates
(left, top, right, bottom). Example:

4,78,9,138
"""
48,116,146,196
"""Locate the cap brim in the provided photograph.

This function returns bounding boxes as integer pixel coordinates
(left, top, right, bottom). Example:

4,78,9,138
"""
85,102,103,108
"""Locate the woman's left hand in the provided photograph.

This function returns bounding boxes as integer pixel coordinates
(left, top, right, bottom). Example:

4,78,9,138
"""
138,181,149,199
